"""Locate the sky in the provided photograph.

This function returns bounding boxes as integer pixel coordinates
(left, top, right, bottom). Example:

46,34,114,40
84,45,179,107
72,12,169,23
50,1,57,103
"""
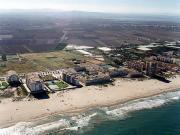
0,0,179,15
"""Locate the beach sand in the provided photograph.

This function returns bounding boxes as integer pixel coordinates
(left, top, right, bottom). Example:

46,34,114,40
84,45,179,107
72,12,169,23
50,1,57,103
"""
0,76,180,128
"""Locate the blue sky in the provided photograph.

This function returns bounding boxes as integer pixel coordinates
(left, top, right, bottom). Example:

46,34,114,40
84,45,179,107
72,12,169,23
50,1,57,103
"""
0,0,179,15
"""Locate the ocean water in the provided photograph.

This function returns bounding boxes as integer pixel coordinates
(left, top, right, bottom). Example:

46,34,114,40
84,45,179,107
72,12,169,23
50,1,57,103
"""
1,89,180,135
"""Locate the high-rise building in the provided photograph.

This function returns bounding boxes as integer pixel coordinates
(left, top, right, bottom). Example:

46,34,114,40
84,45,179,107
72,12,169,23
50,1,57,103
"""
26,73,44,94
146,61,158,76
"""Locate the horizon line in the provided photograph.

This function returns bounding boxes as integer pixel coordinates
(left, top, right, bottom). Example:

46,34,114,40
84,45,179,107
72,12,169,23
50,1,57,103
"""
0,9,179,16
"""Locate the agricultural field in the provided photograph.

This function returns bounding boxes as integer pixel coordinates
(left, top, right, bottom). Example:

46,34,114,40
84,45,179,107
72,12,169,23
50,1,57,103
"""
21,50,86,69
1,12,180,54
0,56,46,75
0,50,87,75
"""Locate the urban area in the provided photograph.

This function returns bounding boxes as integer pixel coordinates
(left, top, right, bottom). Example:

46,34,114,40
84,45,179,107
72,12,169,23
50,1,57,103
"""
0,40,180,100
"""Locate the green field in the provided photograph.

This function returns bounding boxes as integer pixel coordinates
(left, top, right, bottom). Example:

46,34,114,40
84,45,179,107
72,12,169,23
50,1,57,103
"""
54,81,68,89
46,80,69,90
0,50,86,75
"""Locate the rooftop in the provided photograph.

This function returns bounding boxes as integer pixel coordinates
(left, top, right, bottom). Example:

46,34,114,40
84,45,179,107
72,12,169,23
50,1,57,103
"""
26,73,41,83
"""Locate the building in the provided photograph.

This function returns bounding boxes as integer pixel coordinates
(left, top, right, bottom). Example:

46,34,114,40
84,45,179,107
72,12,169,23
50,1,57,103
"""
146,61,158,76
7,70,20,87
62,69,81,87
150,56,174,64
0,61,6,67
26,73,44,94
109,69,129,78
128,72,143,78
8,74,20,87
173,58,180,66
124,60,145,72
76,65,112,86
99,64,129,78
81,74,111,86
0,77,6,82
62,65,112,86
74,66,86,72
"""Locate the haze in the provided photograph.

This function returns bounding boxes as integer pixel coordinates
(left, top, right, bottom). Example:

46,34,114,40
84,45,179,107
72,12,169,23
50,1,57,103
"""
0,0,179,15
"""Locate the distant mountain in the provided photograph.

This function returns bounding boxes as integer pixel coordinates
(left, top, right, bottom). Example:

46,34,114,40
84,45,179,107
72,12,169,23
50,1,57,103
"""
0,9,179,22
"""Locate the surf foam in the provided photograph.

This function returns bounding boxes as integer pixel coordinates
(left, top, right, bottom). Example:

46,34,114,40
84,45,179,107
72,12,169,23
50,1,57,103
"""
1,90,180,135
105,90,180,117
0,119,70,135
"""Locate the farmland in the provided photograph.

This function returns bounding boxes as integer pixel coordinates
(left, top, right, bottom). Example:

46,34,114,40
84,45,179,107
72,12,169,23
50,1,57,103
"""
0,50,86,75
0,12,180,54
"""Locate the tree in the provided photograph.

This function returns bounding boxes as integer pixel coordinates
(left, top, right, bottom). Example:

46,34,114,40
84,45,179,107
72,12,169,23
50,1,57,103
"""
2,54,7,61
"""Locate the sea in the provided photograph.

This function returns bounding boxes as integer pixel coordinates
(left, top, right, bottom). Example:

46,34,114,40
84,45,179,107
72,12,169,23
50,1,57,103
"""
1,89,180,135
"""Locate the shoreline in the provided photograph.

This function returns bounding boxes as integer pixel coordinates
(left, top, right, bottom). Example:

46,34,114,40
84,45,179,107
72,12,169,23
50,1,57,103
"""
0,76,180,128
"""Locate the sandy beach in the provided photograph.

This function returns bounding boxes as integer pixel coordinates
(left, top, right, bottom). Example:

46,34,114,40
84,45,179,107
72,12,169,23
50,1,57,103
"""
0,76,180,128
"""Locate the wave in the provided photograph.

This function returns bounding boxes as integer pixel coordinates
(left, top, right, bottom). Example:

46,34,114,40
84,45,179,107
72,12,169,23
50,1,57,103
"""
62,113,98,132
71,113,97,128
32,119,70,134
0,90,180,135
0,119,70,135
0,114,97,134
105,90,180,118
0,122,34,135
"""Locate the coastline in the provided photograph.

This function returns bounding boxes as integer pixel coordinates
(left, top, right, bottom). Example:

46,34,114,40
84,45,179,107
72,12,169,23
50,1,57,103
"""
0,76,180,128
